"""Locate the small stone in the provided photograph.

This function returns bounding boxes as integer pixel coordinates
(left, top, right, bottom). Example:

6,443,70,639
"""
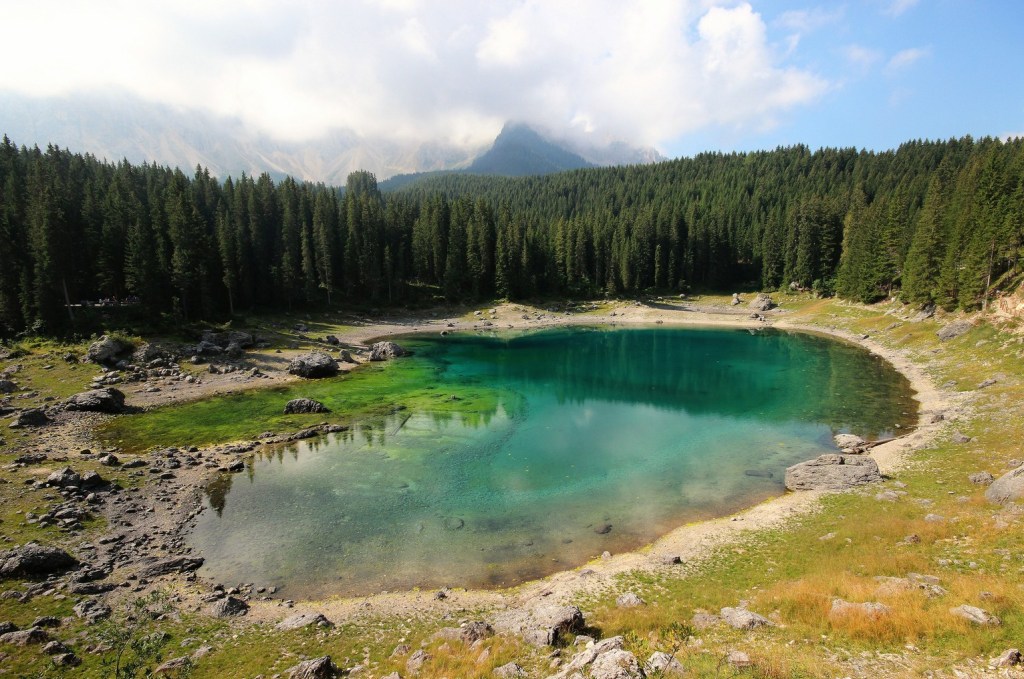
969,471,994,485
727,650,753,669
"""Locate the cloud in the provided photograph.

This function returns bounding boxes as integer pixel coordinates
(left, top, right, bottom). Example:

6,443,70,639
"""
775,7,844,33
883,0,920,17
886,47,931,72
842,44,884,71
0,0,828,151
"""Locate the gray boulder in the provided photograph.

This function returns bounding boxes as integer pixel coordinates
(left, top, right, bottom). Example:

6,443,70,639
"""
369,341,407,361
985,464,1024,504
275,612,333,631
785,454,882,491
830,599,891,617
208,596,249,618
63,387,127,413
493,662,527,678
493,603,584,647
137,556,204,578
748,293,775,311
551,637,627,678
86,335,132,364
46,466,81,487
616,592,645,608
969,471,995,486
284,398,329,415
833,433,866,451
288,352,339,378
0,627,50,646
289,656,340,679
72,599,111,623
937,320,973,342
0,542,77,579
950,604,1000,625
9,408,50,428
645,651,686,676
720,606,774,630
0,379,17,393
589,648,645,679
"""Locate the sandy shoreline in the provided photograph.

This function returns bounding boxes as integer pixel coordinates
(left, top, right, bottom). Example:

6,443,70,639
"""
226,298,957,626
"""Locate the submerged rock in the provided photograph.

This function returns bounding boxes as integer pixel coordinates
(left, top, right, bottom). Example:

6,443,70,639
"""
785,454,882,491
284,398,329,414
288,352,339,379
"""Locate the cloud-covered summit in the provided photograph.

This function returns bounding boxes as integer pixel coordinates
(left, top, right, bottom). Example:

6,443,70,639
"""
0,0,825,156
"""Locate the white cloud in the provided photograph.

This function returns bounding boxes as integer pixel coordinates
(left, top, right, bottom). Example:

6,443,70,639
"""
883,0,920,17
842,44,884,71
0,0,828,152
775,7,844,33
886,47,931,72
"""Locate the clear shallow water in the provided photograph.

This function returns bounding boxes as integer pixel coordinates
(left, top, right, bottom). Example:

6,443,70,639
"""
188,326,916,597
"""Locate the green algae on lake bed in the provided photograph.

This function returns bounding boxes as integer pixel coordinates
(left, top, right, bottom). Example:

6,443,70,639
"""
173,326,917,598
96,356,510,453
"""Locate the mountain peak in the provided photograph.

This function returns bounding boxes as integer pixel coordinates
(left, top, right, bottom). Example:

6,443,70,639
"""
466,122,594,177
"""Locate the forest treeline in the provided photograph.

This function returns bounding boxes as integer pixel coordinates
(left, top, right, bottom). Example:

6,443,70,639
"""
0,134,1021,336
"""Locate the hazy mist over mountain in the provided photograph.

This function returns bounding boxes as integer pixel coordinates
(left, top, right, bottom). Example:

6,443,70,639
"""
0,91,662,183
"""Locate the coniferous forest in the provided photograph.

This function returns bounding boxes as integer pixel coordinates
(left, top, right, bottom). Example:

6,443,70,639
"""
0,134,1022,337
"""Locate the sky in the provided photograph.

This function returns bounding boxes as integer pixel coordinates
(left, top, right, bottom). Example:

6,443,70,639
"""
1,0,1022,159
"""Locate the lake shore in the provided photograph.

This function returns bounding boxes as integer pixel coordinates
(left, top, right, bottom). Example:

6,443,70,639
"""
228,297,958,626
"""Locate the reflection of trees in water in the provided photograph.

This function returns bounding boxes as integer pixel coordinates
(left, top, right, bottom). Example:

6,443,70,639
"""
422,327,915,437
205,473,233,517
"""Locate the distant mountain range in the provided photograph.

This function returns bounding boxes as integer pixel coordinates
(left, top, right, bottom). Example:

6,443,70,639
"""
0,91,662,183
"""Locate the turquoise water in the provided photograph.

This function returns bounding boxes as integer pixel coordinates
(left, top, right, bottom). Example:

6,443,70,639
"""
188,326,916,597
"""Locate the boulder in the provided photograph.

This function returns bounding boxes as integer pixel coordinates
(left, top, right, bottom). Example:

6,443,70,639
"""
551,637,626,677
992,649,1022,668
275,612,333,631
208,596,249,618
153,656,191,675
727,650,753,669
287,352,339,378
950,604,1000,625
288,656,340,679
985,464,1024,504
62,387,127,413
493,603,585,647
0,542,77,579
458,620,494,643
369,341,407,361
46,467,81,487
201,330,256,350
493,662,527,678
720,606,773,630
937,320,973,342
784,454,882,491
748,293,775,311
86,335,132,364
969,471,995,486
72,599,111,623
645,651,686,676
833,433,865,451
589,648,645,679
284,398,329,415
0,627,50,646
0,379,17,393
137,556,204,578
830,599,891,617
406,648,430,674
9,408,50,428
615,592,645,608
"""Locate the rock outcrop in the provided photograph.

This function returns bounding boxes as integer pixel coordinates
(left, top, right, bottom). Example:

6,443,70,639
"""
208,596,249,618
785,454,882,491
720,606,774,630
287,352,339,378
9,408,50,428
276,612,333,631
492,604,584,647
288,656,340,679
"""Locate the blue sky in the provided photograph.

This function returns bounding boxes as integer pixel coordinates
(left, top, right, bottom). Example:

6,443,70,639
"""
701,0,1024,157
0,0,1021,159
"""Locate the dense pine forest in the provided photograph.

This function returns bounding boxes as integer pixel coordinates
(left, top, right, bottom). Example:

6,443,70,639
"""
0,134,1021,337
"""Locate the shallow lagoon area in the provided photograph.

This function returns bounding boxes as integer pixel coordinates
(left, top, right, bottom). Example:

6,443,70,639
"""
188,326,917,597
